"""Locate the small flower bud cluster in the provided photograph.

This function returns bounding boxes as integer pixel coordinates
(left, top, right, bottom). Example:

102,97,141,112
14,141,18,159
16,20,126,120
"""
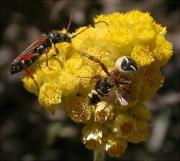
22,11,172,157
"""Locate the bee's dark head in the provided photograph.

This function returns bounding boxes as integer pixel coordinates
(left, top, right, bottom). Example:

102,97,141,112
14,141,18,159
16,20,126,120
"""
115,56,138,74
10,62,23,74
48,31,71,44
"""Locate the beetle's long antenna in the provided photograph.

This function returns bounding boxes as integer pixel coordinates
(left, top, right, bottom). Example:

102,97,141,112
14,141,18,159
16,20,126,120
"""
66,11,72,34
71,21,108,39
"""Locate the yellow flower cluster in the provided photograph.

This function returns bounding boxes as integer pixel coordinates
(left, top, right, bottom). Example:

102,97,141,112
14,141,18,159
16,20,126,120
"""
22,10,172,157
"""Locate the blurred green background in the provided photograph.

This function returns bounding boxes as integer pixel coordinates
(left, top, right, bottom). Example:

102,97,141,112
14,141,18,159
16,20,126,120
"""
0,0,179,161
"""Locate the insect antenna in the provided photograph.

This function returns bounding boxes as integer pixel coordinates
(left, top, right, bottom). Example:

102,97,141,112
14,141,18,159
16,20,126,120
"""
65,11,73,34
70,21,108,39
91,21,109,28
77,51,110,77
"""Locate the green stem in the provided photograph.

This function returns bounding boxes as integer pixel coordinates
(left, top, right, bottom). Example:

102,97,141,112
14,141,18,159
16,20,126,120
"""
93,146,105,161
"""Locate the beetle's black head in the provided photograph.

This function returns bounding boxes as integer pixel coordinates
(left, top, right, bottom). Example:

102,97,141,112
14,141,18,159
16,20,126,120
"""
48,31,71,44
10,62,23,74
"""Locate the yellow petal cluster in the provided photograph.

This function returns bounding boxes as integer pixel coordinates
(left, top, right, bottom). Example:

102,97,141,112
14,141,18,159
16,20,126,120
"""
22,10,172,157
38,82,62,114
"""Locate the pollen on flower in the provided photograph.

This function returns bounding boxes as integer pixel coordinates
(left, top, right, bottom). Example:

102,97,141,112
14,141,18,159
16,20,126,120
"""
39,59,62,82
65,54,83,74
65,96,92,123
58,71,79,96
38,82,62,114
131,46,155,66
153,35,173,66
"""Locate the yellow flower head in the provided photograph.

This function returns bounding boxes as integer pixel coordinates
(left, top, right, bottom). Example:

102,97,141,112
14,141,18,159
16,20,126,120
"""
104,134,127,158
82,123,104,149
38,82,62,114
65,96,92,123
22,10,172,157
114,113,136,139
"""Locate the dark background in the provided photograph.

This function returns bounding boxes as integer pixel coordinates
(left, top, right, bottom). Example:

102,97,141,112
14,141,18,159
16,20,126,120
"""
0,0,179,161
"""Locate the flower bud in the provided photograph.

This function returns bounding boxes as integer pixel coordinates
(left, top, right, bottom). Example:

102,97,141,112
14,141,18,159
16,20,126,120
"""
114,114,135,138
82,123,104,149
104,134,127,157
95,102,114,124
128,120,150,143
65,96,92,123
38,82,62,114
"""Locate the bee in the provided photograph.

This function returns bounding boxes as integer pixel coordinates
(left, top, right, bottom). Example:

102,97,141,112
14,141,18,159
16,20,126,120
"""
10,20,108,87
78,52,138,106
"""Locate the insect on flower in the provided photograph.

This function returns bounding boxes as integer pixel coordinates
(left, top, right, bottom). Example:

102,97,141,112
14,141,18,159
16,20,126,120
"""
10,19,108,87
78,51,138,106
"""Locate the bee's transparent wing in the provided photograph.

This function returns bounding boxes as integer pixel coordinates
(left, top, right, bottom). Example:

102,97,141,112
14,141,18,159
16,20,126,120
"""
114,90,128,106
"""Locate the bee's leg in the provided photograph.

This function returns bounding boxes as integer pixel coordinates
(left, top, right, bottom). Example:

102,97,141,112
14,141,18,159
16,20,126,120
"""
121,86,130,94
119,79,132,92
44,48,50,67
37,59,41,70
53,44,59,55
22,63,39,91
119,80,132,85
53,56,64,68
44,48,55,70
51,44,65,68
